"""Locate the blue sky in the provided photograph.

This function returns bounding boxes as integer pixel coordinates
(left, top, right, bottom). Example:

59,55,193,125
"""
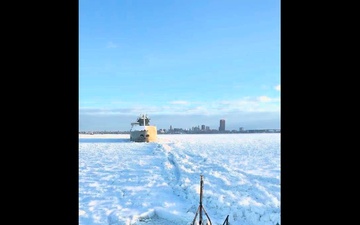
79,0,280,132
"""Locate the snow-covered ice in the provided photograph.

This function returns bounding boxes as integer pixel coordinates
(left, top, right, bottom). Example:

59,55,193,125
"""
79,133,280,225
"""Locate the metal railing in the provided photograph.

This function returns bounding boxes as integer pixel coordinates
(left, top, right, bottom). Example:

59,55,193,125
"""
222,215,229,225
191,175,232,225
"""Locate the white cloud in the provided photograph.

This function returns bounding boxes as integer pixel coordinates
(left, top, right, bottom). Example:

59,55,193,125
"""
217,97,279,113
170,100,189,105
80,96,280,117
258,96,272,102
275,85,280,91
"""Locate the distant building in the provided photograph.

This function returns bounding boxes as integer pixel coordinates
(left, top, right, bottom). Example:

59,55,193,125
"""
158,129,166,134
219,119,225,131
201,125,205,130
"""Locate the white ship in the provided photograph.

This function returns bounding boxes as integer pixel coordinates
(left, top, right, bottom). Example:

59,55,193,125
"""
130,114,157,142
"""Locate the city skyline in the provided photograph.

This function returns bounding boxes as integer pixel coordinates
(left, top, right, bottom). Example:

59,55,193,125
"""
79,1,280,131
79,117,280,132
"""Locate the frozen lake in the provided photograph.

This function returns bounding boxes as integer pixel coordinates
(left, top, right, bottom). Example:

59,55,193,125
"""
79,133,280,225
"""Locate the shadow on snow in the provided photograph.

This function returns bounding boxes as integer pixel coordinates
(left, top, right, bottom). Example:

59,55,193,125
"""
79,138,131,143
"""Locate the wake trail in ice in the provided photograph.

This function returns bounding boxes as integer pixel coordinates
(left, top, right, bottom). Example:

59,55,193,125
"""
107,141,194,225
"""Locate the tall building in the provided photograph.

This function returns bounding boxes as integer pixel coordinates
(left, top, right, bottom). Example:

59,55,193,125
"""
219,119,225,131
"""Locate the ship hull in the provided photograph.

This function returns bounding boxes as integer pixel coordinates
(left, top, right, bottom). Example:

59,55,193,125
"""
130,126,157,142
